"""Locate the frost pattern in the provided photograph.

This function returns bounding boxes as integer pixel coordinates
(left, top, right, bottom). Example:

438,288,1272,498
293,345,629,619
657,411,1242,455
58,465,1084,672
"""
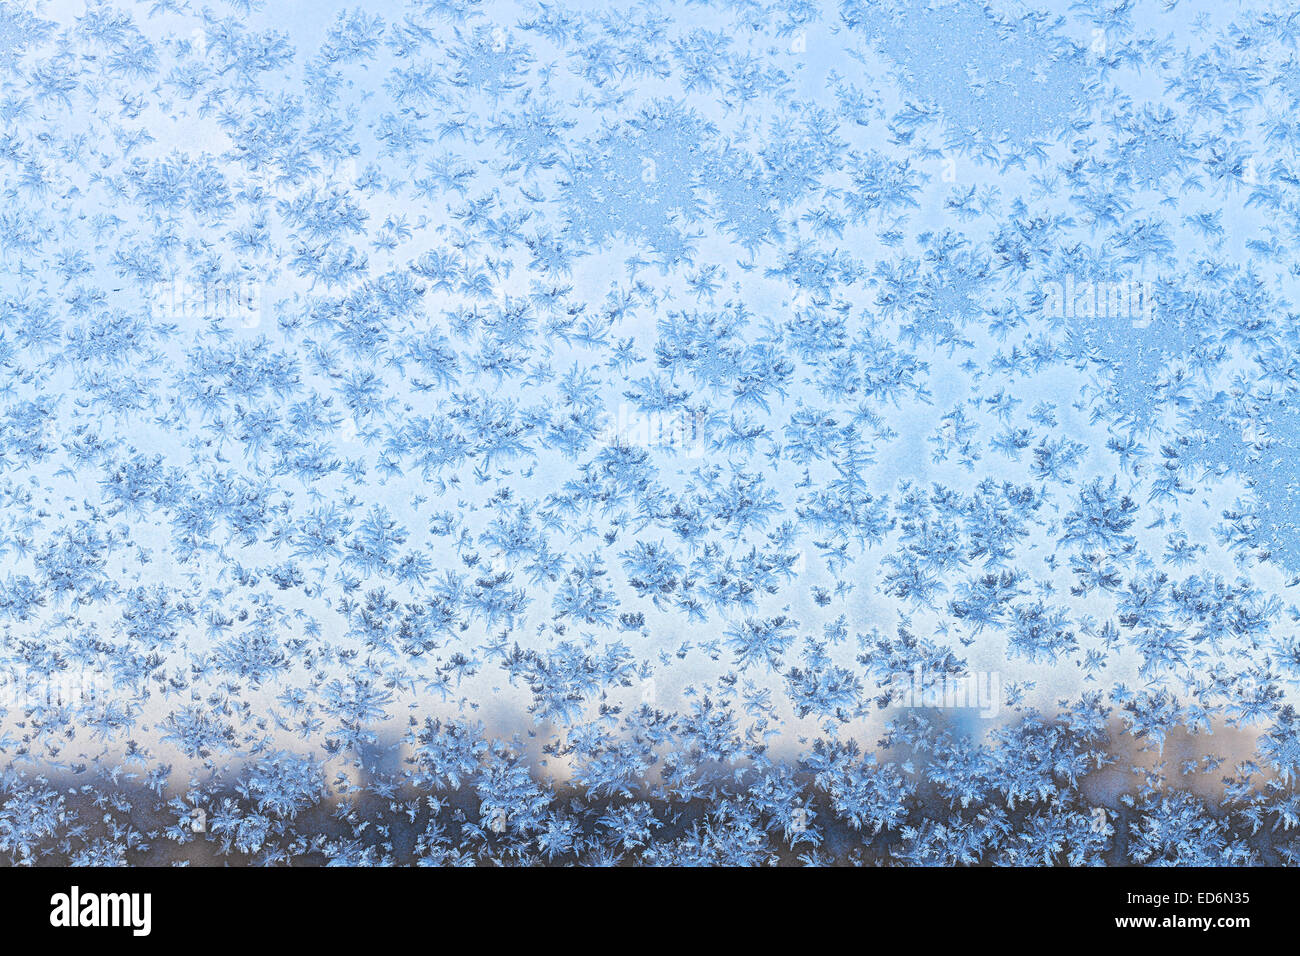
0,0,1298,865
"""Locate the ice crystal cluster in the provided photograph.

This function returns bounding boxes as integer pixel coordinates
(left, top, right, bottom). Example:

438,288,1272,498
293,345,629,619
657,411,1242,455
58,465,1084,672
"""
0,0,1299,866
